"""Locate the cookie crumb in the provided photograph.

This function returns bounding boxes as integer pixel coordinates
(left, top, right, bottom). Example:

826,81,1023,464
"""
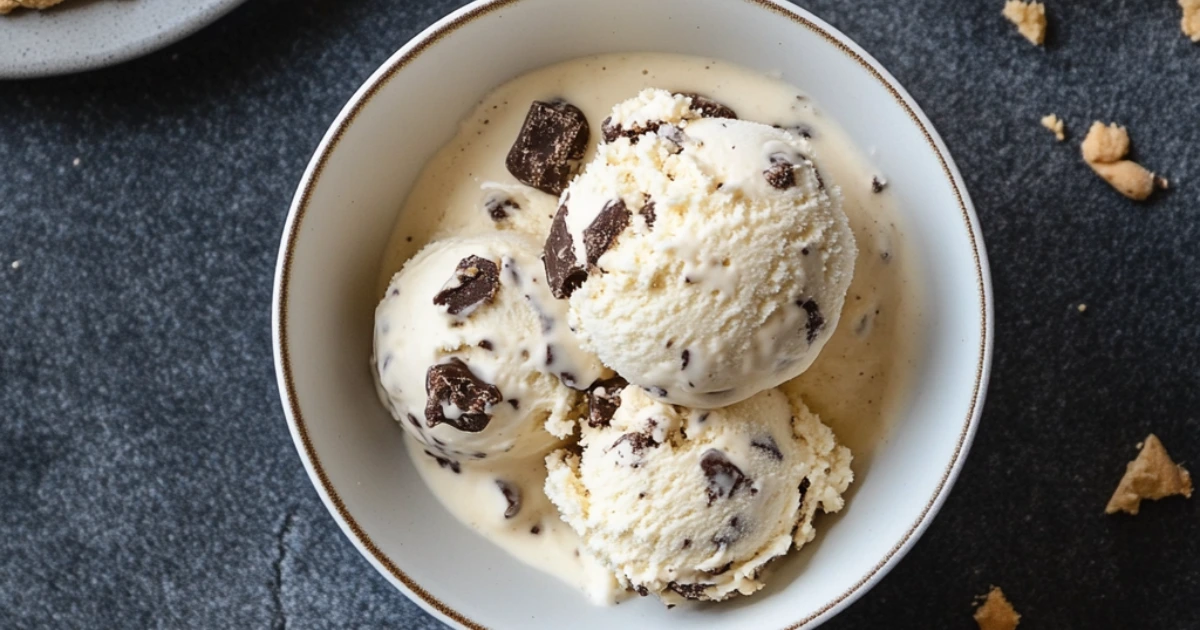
11,260,21,270
1076,303,1087,312
1182,0,1200,41
1002,1,1047,46
1106,434,1193,515
1080,122,1165,201
0,0,67,14
72,157,81,167
974,587,1021,630
1040,114,1065,141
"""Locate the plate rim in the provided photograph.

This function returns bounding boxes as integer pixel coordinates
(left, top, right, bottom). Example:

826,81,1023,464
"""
0,0,247,80
271,0,995,628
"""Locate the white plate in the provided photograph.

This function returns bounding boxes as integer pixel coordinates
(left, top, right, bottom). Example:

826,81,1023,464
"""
272,0,994,628
0,0,245,79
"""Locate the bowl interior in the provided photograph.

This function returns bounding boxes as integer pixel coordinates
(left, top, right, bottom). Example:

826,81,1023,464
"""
273,0,990,628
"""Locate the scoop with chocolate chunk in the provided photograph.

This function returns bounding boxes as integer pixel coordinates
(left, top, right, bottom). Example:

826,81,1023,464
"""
374,234,605,461
544,386,854,606
546,88,856,409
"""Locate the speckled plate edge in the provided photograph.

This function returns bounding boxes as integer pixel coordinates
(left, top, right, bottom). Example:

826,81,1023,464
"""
271,0,995,628
0,0,246,80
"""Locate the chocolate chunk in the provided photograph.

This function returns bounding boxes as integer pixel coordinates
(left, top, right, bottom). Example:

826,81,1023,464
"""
635,585,650,597
682,538,692,549
478,340,494,351
505,100,590,195
530,525,541,535
700,449,749,505
601,116,662,143
798,478,811,505
508,398,520,409
484,194,520,221
496,480,522,519
681,349,690,370
678,93,738,119
751,435,784,461
543,203,588,299
763,154,796,190
583,199,631,267
545,345,555,366
667,582,710,600
796,298,825,344
640,198,657,229
433,256,500,317
424,358,502,432
587,376,628,428
871,176,888,193
423,450,461,474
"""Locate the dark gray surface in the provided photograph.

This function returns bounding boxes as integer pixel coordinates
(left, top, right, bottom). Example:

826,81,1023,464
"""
2,0,1197,628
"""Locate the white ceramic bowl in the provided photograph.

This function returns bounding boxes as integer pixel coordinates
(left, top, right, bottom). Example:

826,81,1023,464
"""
272,0,993,627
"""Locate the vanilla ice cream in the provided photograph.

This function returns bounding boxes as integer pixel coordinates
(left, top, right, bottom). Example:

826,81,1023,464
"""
545,385,852,604
374,233,606,462
542,89,856,408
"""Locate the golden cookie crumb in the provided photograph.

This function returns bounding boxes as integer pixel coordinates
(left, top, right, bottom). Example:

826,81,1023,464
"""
0,0,66,13
1106,434,1193,515
1041,114,1065,141
1076,303,1087,312
1183,0,1200,42
1080,122,1166,201
1003,1,1047,46
974,587,1021,630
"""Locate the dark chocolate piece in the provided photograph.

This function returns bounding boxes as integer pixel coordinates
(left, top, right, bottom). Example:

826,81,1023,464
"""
798,478,811,505
424,358,502,433
611,431,659,455
677,92,738,119
601,116,662,143
587,376,628,428
496,480,522,519
700,449,749,505
751,435,784,461
635,585,650,597
871,176,888,193
433,255,500,316
543,203,588,299
505,100,590,195
796,298,825,344
423,450,461,474
583,199,631,267
681,349,690,370
667,582,710,601
640,198,657,229
763,154,796,190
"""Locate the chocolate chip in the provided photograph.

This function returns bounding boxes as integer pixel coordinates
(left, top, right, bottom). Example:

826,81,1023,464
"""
667,582,710,600
424,358,502,432
871,176,888,193
587,376,628,428
774,123,815,139
484,194,520,221
681,349,690,370
601,116,662,143
798,478,811,505
751,435,784,461
423,450,461,474
478,340,494,351
645,386,668,398
433,256,500,317
763,154,796,190
543,203,587,299
530,525,541,535
682,538,692,549
508,398,520,409
583,199,631,267
545,345,555,366
496,480,522,519
640,198,657,229
611,431,659,455
700,449,749,505
796,298,825,344
635,585,649,597
505,100,589,195
678,93,738,119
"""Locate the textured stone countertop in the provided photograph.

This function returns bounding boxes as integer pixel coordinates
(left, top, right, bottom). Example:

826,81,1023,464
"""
2,0,1198,628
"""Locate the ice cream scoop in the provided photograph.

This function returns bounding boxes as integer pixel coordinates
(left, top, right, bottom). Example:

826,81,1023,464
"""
374,233,605,462
544,385,853,604
543,89,856,408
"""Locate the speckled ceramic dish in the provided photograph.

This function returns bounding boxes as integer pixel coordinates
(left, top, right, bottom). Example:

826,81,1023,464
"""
273,0,993,627
0,0,245,79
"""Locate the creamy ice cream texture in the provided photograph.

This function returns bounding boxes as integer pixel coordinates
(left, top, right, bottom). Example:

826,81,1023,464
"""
545,385,853,604
374,233,605,461
543,89,857,409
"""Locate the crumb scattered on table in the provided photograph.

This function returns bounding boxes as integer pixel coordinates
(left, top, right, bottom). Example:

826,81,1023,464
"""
72,157,81,167
1081,122,1167,201
1041,114,1066,141
975,587,1021,630
1107,434,1193,515
1003,1,1047,46
11,260,21,270
1076,303,1087,312
1182,0,1200,42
